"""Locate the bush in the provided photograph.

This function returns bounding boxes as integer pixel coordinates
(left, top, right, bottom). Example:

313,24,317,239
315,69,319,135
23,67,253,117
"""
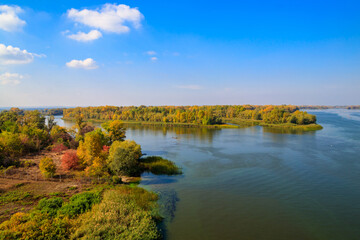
0,211,72,240
37,197,64,217
58,191,101,218
52,143,68,152
61,150,80,171
39,157,56,178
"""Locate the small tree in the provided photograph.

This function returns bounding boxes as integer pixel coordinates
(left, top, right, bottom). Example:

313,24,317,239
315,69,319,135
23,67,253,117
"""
39,157,56,178
61,150,80,171
107,140,142,176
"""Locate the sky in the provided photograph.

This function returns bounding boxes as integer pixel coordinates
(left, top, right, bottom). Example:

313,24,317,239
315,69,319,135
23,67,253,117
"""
0,0,359,107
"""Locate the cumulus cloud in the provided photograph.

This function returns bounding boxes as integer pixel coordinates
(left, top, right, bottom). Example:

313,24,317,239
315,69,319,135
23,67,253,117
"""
150,57,158,61
67,30,102,42
0,5,26,32
0,72,23,85
66,58,98,69
0,44,34,64
67,4,143,34
176,85,202,90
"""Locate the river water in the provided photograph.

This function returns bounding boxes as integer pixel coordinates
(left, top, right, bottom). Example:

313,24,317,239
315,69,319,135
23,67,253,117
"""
54,109,360,240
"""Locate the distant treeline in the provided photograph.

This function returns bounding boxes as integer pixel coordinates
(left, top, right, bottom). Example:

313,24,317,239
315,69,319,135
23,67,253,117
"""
39,108,64,115
63,105,317,125
300,105,360,110
0,108,64,115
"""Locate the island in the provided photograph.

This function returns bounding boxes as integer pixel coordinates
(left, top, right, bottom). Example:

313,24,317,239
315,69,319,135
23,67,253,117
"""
62,105,323,131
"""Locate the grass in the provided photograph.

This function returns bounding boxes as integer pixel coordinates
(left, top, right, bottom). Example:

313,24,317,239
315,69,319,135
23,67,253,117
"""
140,156,182,175
261,123,323,131
0,191,36,206
224,118,323,132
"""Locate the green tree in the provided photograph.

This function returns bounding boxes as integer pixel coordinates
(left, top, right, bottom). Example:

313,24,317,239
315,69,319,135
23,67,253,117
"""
107,140,142,176
77,129,108,167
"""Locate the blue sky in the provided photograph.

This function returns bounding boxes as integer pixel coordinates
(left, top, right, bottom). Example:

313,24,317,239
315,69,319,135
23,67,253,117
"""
0,0,359,107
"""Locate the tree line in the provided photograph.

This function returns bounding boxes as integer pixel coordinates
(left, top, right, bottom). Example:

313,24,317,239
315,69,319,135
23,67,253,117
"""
63,105,317,125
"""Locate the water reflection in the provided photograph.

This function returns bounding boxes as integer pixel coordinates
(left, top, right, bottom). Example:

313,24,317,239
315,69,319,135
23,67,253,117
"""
262,126,317,135
54,116,222,143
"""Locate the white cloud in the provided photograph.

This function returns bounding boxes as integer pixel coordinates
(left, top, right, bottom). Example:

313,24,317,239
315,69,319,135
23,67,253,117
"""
146,51,156,55
67,30,102,42
150,57,158,61
67,4,143,34
0,5,26,32
176,85,202,90
0,72,23,85
66,58,98,69
0,44,34,64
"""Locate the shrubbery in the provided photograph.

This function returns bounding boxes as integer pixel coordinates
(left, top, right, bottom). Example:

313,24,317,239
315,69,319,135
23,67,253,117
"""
58,191,101,218
61,150,80,171
0,189,103,240
37,197,64,217
0,186,160,240
71,186,160,240
51,143,68,152
39,157,56,178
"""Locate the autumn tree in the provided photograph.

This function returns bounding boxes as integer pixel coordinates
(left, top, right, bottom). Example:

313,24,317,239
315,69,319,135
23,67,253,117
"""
39,157,56,178
77,129,109,176
102,120,126,143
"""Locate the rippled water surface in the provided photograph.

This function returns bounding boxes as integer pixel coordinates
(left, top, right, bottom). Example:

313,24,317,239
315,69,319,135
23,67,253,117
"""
55,109,360,240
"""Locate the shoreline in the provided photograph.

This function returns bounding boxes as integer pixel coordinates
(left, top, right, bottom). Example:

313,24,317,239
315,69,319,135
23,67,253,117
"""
223,118,323,131
62,117,323,131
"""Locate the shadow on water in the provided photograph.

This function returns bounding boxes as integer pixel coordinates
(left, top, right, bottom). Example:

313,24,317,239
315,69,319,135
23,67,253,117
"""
140,173,182,185
156,189,180,240
140,173,181,240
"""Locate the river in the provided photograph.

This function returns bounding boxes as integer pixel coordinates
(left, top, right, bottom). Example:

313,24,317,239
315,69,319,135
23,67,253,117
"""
54,109,360,240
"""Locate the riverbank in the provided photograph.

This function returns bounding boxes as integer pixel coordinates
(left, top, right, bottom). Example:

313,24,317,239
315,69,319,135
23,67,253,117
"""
62,117,239,129
224,118,323,131
0,150,162,239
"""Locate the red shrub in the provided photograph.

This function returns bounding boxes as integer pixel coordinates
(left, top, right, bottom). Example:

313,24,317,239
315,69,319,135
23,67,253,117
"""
61,150,80,171
52,143,68,152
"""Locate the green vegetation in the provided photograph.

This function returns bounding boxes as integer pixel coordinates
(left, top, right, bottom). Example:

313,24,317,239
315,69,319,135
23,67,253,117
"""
72,186,160,240
0,110,183,239
140,156,182,175
0,109,49,166
0,191,35,206
107,140,142,176
0,186,160,240
58,191,102,218
64,105,222,126
62,105,322,130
